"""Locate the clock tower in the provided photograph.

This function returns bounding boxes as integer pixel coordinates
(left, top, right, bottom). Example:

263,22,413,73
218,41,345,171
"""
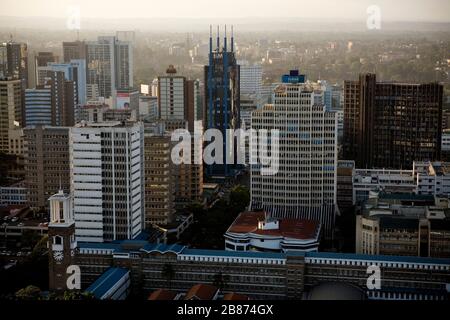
48,190,77,292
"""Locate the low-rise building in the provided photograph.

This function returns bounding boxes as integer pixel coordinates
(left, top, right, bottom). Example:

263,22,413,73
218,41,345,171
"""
338,161,450,206
0,181,27,207
224,211,321,252
414,161,450,197
356,192,450,258
0,206,48,246
353,168,416,203
78,105,136,123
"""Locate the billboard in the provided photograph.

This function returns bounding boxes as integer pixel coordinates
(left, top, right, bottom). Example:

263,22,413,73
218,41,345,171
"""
116,92,130,109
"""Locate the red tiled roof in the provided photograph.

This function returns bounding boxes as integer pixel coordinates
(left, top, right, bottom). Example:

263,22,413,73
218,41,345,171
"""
227,211,319,240
184,284,218,300
148,289,177,300
223,292,250,301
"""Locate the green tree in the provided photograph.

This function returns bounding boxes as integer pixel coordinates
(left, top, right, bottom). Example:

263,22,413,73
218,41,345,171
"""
15,285,42,300
229,185,250,214
61,290,95,300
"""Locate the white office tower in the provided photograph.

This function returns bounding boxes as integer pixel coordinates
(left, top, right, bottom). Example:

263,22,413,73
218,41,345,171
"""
158,65,186,120
250,73,338,237
70,121,144,242
239,60,262,97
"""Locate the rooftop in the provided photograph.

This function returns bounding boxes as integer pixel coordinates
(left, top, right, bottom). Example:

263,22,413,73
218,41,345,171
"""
227,211,320,240
379,216,419,230
77,240,450,265
303,251,450,265
148,289,177,300
184,284,218,300
182,248,285,259
85,267,129,299
223,292,250,301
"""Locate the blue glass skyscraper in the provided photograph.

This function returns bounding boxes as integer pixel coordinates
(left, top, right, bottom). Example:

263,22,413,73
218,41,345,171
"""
204,25,240,178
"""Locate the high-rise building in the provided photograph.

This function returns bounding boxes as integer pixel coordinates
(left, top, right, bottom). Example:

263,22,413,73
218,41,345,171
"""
23,126,71,209
0,45,7,78
158,65,199,129
250,71,338,236
115,40,133,90
158,65,203,205
63,40,87,63
36,60,86,106
25,70,76,126
24,87,52,126
239,60,262,97
320,81,342,111
48,70,76,127
70,121,144,243
0,78,22,153
86,36,133,99
35,52,57,86
158,65,188,121
144,124,175,226
69,59,87,105
3,41,28,88
343,73,443,169
204,26,240,177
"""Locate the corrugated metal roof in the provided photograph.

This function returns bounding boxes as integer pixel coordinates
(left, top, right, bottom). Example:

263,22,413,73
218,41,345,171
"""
85,267,129,299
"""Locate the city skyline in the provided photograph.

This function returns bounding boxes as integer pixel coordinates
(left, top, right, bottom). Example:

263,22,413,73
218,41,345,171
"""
1,0,449,305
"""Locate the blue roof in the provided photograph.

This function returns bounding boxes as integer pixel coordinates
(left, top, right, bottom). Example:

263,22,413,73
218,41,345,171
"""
133,231,150,241
141,243,186,254
182,248,285,259
78,242,121,250
77,241,450,266
85,267,129,299
304,252,450,265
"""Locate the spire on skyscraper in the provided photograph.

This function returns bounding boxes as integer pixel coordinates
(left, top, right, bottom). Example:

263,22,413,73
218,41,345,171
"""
217,25,220,50
224,25,227,51
231,25,234,52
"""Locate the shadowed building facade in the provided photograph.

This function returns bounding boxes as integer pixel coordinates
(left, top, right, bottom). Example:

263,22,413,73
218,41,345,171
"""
343,74,443,169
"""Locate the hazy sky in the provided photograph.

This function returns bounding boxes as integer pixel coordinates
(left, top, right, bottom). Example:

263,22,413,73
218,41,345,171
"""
1,0,449,22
